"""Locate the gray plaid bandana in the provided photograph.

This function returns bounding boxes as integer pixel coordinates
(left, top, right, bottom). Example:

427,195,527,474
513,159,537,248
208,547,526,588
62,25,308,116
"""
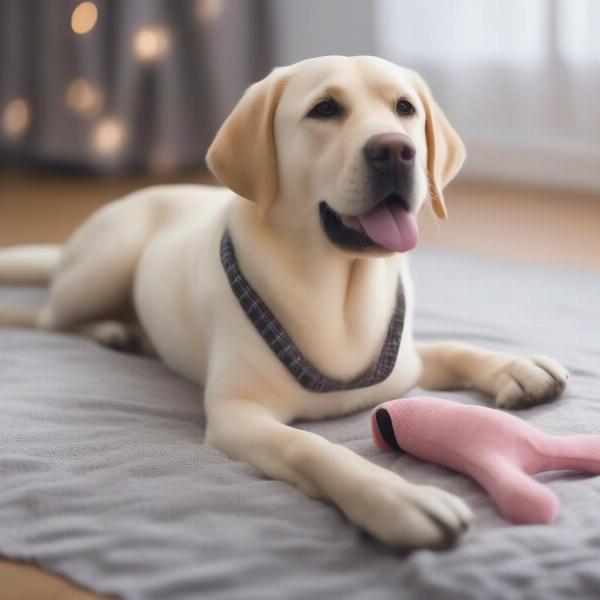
220,230,405,393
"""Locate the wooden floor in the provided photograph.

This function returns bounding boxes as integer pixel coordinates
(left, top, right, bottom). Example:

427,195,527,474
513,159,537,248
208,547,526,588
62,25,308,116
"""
0,167,599,600
2,167,599,272
419,180,600,273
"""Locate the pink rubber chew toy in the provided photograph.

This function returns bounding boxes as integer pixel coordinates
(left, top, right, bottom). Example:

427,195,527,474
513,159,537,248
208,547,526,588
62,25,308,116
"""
372,397,600,525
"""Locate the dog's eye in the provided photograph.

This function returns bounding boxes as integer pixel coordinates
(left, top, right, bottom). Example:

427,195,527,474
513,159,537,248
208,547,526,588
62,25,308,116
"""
307,99,343,119
395,99,416,117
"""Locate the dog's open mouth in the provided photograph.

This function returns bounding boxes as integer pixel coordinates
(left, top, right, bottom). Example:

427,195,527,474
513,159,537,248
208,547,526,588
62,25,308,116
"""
319,194,419,253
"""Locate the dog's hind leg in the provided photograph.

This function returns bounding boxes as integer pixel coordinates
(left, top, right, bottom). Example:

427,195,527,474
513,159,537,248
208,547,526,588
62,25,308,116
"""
34,197,156,333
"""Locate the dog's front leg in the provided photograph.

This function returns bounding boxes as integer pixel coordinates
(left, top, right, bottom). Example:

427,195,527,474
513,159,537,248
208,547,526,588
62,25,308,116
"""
205,398,472,549
418,342,569,409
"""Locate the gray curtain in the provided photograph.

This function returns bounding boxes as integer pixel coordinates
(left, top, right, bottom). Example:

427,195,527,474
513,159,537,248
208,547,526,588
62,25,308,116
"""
0,0,273,173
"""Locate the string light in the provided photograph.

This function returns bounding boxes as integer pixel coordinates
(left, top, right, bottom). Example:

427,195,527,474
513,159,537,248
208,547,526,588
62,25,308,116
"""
133,27,170,63
2,99,30,139
71,2,98,35
66,79,103,118
91,117,126,156
196,0,225,23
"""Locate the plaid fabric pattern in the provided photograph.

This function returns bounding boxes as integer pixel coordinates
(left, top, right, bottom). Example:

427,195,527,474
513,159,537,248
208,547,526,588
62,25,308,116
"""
220,231,406,393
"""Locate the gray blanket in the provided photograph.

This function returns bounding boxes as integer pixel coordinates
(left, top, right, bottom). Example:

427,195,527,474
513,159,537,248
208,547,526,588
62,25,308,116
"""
1,249,599,600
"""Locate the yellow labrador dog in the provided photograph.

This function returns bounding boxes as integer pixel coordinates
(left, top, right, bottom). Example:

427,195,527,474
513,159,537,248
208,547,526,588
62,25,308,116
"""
0,56,568,549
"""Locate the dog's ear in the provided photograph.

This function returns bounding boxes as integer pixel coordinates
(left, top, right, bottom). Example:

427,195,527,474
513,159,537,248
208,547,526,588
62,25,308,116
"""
206,68,289,219
411,73,465,219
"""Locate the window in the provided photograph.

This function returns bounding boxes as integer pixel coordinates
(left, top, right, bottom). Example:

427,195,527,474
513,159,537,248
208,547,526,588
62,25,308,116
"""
377,0,600,191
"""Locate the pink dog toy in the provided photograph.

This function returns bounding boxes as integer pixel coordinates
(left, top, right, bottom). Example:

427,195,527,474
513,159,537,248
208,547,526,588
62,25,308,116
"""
372,397,600,524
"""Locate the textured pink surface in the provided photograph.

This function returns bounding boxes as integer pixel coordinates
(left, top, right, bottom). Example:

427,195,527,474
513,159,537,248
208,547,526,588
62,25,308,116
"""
357,202,419,253
372,397,600,524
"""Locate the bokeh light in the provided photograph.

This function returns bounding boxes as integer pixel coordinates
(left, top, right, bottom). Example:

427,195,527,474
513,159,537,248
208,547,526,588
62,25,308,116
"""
2,99,30,139
91,117,126,156
66,79,103,118
133,27,170,63
71,2,98,35
196,0,225,24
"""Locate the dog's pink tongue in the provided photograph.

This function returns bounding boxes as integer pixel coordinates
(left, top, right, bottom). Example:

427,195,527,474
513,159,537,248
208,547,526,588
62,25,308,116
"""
358,203,419,252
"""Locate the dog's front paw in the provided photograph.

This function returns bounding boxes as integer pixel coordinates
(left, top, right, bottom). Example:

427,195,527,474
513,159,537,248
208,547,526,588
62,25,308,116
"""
495,355,569,410
356,478,472,549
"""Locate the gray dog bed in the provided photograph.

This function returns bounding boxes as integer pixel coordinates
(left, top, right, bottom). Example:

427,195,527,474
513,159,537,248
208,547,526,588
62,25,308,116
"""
1,248,599,600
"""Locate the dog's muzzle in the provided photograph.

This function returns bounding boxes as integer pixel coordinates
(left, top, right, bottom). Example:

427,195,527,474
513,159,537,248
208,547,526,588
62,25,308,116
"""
364,132,416,178
319,132,420,254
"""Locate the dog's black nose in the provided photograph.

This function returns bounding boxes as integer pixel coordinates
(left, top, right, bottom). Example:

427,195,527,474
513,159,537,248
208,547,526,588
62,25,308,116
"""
364,133,416,175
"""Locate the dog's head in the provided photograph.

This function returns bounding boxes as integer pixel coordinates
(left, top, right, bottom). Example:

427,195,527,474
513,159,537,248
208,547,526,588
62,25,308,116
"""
206,56,464,256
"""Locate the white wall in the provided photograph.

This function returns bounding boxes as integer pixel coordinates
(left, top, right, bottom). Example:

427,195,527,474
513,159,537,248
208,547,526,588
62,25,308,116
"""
271,0,375,66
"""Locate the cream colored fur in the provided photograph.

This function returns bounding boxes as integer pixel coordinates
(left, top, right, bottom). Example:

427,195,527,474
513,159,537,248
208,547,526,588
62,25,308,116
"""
0,56,568,549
